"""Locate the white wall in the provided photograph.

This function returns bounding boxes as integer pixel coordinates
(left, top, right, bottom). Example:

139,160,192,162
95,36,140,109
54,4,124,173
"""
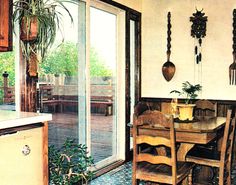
114,0,141,11
142,0,236,100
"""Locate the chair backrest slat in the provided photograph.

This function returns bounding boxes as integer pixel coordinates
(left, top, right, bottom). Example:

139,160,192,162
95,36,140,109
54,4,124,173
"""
194,99,217,119
137,154,171,165
133,110,177,184
136,135,171,147
219,109,236,185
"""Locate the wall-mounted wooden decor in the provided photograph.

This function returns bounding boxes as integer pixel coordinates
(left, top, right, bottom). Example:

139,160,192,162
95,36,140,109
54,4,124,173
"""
229,9,236,85
0,0,13,52
162,12,176,82
190,9,208,64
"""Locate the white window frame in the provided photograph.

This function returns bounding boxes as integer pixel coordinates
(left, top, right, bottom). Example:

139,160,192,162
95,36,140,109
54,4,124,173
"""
85,0,126,169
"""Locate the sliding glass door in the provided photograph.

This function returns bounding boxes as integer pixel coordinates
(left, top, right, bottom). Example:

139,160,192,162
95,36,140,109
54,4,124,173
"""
90,6,117,163
88,1,126,167
38,2,80,147
37,0,140,170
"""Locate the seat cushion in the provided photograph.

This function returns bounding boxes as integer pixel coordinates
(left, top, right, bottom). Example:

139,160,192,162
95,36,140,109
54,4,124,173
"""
136,161,194,184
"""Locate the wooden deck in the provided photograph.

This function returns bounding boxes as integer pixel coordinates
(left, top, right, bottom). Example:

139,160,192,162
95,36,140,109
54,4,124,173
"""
48,112,113,163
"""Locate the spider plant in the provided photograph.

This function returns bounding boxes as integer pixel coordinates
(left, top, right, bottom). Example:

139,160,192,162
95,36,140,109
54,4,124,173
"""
12,0,78,62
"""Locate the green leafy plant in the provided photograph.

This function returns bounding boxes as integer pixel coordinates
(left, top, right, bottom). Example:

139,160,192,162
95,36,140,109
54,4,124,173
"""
49,139,94,185
0,52,15,104
40,42,78,76
170,81,202,104
12,0,78,61
39,45,112,78
90,47,112,77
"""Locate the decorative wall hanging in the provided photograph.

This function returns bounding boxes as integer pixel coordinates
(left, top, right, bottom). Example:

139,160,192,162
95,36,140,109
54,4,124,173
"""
162,12,176,82
229,9,236,85
190,9,208,64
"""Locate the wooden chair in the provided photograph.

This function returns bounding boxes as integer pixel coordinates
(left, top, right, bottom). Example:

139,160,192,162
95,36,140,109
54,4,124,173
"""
194,100,218,150
133,101,151,119
132,110,195,185
161,102,172,114
186,109,236,185
194,99,217,120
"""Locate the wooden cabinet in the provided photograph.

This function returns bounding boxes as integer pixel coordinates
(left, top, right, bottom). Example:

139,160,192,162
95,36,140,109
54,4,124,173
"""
0,0,13,51
0,126,44,185
0,111,52,185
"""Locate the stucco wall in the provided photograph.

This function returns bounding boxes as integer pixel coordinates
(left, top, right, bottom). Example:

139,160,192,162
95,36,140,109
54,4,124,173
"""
142,0,236,100
114,0,141,11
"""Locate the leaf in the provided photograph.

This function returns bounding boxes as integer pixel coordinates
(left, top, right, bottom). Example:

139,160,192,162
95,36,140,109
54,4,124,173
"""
170,81,202,103
170,90,181,95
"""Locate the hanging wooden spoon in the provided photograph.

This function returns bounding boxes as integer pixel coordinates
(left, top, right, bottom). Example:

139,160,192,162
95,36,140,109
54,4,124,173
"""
162,12,176,81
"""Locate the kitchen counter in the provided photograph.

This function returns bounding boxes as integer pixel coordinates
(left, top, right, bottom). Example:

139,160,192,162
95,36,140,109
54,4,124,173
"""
0,110,52,185
0,110,52,129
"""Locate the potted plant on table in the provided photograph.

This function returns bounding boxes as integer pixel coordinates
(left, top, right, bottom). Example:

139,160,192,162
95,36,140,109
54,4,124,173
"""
49,139,94,185
12,0,78,76
170,81,202,121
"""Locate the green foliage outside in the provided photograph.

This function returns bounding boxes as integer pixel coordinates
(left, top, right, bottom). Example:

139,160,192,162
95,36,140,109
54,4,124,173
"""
40,41,112,77
0,51,15,104
0,42,112,103
90,47,112,77
40,42,78,76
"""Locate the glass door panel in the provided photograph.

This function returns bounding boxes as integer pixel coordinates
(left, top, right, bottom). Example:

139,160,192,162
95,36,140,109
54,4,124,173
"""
38,2,80,148
90,6,117,164
130,20,135,149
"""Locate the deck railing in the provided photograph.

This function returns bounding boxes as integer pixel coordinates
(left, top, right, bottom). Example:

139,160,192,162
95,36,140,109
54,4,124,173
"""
0,73,114,115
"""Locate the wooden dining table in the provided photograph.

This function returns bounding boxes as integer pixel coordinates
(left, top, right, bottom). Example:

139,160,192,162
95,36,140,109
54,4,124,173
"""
135,117,226,161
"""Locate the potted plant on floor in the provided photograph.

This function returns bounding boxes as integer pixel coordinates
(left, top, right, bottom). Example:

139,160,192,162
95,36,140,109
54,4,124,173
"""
12,0,78,76
49,139,94,185
170,81,202,121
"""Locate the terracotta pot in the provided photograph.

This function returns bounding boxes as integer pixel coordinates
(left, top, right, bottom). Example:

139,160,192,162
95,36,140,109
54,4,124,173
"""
177,104,195,121
20,16,38,41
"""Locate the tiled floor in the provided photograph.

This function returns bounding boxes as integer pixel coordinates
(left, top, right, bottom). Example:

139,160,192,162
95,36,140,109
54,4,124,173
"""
90,162,134,185
91,162,236,185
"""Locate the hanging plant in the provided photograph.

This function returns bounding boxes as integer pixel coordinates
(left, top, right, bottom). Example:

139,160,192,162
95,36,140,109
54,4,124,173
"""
190,9,208,64
12,0,78,76
20,16,38,41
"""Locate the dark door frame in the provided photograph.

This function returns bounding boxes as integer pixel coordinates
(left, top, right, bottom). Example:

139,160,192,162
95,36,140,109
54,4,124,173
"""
125,10,141,161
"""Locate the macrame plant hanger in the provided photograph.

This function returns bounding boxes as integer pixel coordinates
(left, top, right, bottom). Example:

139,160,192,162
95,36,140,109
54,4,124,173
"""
190,9,207,86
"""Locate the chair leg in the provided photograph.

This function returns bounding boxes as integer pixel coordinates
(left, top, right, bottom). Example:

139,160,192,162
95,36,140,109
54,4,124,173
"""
132,179,140,185
132,166,138,185
132,174,137,185
187,169,193,185
226,162,231,185
132,178,137,185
